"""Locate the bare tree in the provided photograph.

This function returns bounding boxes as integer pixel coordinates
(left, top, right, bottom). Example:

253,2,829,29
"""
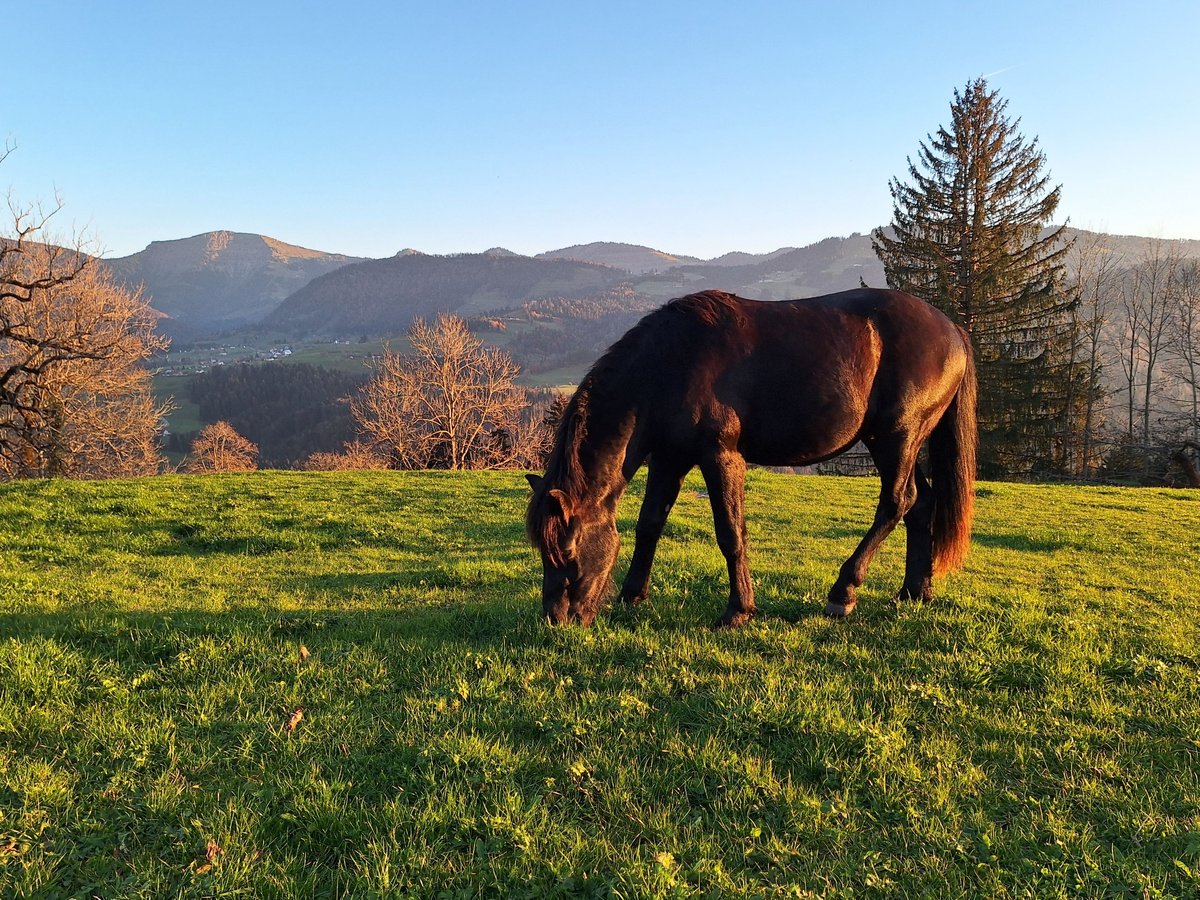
351,314,529,469
301,440,388,471
1120,239,1181,442
529,392,569,469
1067,232,1122,474
184,421,259,473
488,389,564,471
1169,260,1200,447
1,173,169,479
1116,267,1146,440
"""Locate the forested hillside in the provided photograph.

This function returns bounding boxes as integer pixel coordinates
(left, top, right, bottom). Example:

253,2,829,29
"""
171,363,366,467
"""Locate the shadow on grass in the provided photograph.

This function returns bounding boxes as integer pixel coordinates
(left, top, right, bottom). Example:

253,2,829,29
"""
150,521,385,557
0,579,852,672
0,598,534,662
973,532,1078,553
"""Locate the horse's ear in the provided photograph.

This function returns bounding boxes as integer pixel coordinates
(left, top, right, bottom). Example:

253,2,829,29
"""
525,473,543,492
547,488,572,523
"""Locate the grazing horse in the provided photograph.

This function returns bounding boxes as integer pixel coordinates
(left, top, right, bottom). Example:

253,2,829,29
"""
526,288,976,627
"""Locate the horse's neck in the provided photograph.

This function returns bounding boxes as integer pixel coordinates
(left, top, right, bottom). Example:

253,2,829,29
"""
574,388,638,508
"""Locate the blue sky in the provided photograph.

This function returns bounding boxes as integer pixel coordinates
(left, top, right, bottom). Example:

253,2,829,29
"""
5,1,1198,259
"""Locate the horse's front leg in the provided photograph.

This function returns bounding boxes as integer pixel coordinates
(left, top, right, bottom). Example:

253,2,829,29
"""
619,458,689,607
699,449,754,628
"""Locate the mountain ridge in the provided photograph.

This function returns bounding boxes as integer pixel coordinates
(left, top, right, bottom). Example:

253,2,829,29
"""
106,227,1200,342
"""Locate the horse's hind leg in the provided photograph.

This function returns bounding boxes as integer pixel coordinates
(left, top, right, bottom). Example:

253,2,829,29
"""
899,464,935,602
825,436,918,618
619,456,689,607
699,449,755,628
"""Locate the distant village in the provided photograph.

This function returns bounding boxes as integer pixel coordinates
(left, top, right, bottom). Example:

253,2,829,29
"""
153,340,370,377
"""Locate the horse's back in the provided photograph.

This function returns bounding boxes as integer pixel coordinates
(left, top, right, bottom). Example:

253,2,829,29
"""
632,289,967,466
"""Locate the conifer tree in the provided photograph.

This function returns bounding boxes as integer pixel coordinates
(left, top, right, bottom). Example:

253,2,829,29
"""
873,79,1083,478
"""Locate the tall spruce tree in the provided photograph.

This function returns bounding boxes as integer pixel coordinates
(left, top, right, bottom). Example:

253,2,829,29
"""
873,79,1082,478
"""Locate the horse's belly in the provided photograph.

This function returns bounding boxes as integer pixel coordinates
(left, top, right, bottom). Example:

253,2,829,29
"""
739,424,864,465
738,414,863,467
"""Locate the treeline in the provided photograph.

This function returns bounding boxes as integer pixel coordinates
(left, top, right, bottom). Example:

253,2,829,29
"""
1069,237,1200,485
172,363,366,467
873,79,1200,486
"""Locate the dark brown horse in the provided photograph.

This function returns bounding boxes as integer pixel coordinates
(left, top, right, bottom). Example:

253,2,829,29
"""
526,288,976,627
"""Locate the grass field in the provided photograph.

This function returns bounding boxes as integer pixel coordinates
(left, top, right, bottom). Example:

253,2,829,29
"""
1,471,1199,897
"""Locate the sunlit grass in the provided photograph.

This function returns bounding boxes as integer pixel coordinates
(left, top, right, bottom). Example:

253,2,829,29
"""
1,472,1198,896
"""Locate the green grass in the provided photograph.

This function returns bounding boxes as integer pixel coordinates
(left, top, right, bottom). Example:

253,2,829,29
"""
153,374,202,435
518,366,587,390
284,342,386,372
1,472,1199,897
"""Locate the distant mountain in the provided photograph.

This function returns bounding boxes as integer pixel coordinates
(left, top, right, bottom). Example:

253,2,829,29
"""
104,231,360,337
538,242,704,274
1058,228,1200,266
629,233,886,301
642,229,1200,302
538,242,817,274
705,247,800,267
261,250,626,337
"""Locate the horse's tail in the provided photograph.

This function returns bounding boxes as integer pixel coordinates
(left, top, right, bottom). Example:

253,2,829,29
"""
929,330,977,576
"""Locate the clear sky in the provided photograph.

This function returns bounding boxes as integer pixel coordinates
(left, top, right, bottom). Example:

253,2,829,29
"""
5,1,1198,260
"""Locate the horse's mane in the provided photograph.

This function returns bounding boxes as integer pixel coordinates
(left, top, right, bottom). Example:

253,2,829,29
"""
526,290,747,559
526,388,586,562
664,289,748,327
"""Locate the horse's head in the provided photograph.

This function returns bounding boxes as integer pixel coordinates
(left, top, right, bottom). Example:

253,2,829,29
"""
525,473,619,626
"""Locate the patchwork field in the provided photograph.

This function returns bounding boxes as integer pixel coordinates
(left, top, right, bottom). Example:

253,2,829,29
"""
1,471,1198,897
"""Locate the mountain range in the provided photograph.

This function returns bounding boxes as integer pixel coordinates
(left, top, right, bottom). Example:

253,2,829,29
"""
104,228,1200,344
262,249,622,337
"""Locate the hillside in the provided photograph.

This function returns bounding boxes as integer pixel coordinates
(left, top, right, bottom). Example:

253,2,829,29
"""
630,233,886,301
631,228,1200,302
538,241,806,273
2,472,1198,896
104,231,360,338
261,249,626,337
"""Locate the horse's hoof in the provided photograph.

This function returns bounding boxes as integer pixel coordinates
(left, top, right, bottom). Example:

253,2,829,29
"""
619,591,646,607
714,609,754,629
824,598,858,619
896,584,933,603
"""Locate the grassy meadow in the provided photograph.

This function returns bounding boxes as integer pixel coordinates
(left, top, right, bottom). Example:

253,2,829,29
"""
1,471,1199,897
